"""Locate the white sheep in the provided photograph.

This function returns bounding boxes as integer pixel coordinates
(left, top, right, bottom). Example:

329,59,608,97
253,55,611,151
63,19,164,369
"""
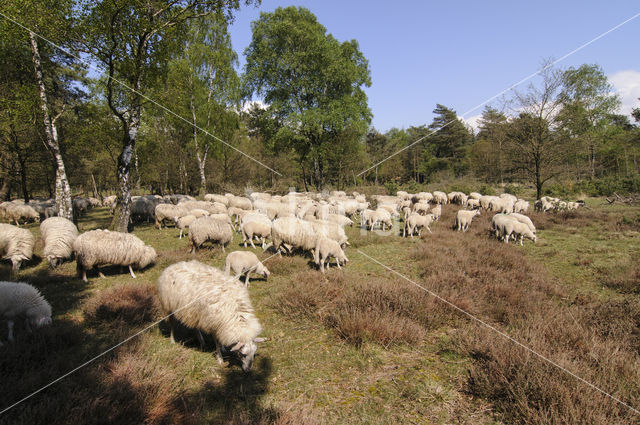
188,216,233,253
269,216,317,256
313,235,348,273
189,208,210,218
176,214,197,239
0,281,52,345
412,202,430,215
323,213,353,228
368,208,392,231
503,219,537,245
507,212,536,235
0,223,35,270
240,215,272,249
432,191,448,205
224,251,270,285
430,204,442,221
204,193,230,206
155,204,188,228
40,217,78,267
4,204,40,226
157,260,264,371
404,212,435,238
73,230,156,282
513,199,530,213
307,219,349,247
455,209,480,232
467,199,480,209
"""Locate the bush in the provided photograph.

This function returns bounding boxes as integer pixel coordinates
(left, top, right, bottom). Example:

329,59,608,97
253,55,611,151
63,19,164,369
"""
503,183,524,196
384,180,399,195
479,184,496,196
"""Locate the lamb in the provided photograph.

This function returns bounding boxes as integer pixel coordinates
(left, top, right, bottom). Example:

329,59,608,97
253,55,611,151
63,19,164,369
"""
269,217,317,255
188,216,233,253
430,204,442,221
454,209,480,232
0,223,35,270
40,217,79,267
313,235,348,273
176,214,197,239
0,281,52,345
404,212,435,238
224,251,270,285
4,203,40,226
73,230,156,282
240,216,272,249
157,260,264,371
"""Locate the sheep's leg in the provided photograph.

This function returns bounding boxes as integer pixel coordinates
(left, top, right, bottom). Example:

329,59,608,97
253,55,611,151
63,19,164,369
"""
250,238,257,249
168,315,176,344
98,269,106,279
336,257,342,269
261,238,266,249
215,340,224,365
179,229,183,239
244,272,251,286
81,268,88,282
426,225,432,234
129,265,137,279
7,320,14,342
196,330,206,349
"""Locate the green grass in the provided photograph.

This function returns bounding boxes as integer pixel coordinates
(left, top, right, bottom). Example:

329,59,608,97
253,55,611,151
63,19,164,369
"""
1,200,639,424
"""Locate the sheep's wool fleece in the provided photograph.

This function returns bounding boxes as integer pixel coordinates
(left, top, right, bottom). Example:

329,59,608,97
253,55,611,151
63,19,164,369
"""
157,260,261,346
0,281,51,320
41,217,78,261
0,223,34,262
73,229,156,269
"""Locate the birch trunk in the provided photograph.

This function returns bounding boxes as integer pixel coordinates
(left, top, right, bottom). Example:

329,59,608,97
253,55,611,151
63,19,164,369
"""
29,31,73,219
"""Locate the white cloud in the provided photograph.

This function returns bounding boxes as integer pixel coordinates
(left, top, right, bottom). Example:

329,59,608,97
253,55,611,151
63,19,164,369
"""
241,100,268,112
609,70,640,117
461,114,482,134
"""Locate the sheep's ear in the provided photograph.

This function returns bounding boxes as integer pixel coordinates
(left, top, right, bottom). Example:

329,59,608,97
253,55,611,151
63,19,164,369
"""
253,337,266,343
230,342,244,351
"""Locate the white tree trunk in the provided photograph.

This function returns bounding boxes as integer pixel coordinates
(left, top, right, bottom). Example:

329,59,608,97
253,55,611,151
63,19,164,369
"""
29,31,73,219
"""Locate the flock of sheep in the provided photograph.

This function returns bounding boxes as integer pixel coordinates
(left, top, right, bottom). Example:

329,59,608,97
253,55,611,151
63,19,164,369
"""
0,188,581,370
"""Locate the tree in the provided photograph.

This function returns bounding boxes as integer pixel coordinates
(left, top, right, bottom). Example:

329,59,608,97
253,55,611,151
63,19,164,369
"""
78,0,256,232
509,63,565,199
243,6,372,189
427,104,473,177
471,106,509,183
559,64,621,178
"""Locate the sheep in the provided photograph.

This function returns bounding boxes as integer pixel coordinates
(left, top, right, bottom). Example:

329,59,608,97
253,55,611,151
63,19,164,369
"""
467,199,480,209
455,209,480,232
369,208,393,231
155,204,189,228
102,195,117,208
0,281,52,345
360,209,376,228
224,251,270,285
404,212,435,238
479,195,498,210
73,230,156,282
228,196,253,210
313,235,348,273
240,216,272,250
40,217,78,267
432,191,448,205
507,212,536,235
189,208,210,218
4,203,40,226
269,217,317,256
72,198,90,218
469,192,482,200
323,213,353,227
502,219,537,245
157,260,264,371
204,193,230,206
430,204,442,221
130,196,159,223
188,216,233,253
307,219,349,247
413,202,430,215
0,223,35,270
513,199,530,213
176,214,197,239
490,214,513,240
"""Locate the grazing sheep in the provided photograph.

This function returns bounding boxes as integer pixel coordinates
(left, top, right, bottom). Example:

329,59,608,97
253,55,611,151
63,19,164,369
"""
0,223,35,270
155,204,189,228
204,193,230,206
322,213,353,228
405,213,435,238
224,251,270,285
455,209,480,232
313,235,348,273
189,208,210,218
307,219,349,247
412,202,430,215
0,281,52,345
4,204,40,226
513,199,530,213
269,217,317,256
40,217,79,267
176,214,197,239
368,208,392,231
432,191,448,205
102,195,117,208
240,216,272,249
507,212,536,235
73,230,156,282
188,216,233,253
469,192,482,200
467,199,480,209
503,219,537,245
228,196,253,211
157,260,264,371
430,204,442,221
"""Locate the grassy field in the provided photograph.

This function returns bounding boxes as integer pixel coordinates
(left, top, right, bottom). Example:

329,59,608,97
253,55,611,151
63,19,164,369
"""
1,199,639,424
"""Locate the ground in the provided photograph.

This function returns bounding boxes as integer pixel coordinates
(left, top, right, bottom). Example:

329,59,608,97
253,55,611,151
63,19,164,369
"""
0,198,639,424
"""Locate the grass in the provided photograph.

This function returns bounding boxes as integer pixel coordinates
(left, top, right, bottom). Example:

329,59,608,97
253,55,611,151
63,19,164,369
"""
0,200,639,424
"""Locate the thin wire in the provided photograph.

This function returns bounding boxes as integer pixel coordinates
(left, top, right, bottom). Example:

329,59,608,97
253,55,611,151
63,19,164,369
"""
0,11,282,176
355,248,640,416
0,252,278,416
357,11,640,177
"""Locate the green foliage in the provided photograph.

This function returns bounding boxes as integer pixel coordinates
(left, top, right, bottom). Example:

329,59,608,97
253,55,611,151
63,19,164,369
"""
384,180,398,196
243,6,372,188
503,183,524,196
479,184,496,196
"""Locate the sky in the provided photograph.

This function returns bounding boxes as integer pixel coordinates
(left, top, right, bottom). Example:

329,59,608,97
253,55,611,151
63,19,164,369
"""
228,1,640,133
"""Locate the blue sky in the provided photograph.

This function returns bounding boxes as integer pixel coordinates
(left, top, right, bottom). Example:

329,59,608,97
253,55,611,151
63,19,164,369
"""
229,1,640,132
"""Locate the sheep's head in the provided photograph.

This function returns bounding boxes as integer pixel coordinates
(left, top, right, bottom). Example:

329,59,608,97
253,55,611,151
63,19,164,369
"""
26,302,52,329
138,246,157,269
230,337,265,372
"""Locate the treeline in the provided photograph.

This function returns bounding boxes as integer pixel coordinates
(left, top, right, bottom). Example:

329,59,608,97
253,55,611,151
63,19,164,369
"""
1,3,639,230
